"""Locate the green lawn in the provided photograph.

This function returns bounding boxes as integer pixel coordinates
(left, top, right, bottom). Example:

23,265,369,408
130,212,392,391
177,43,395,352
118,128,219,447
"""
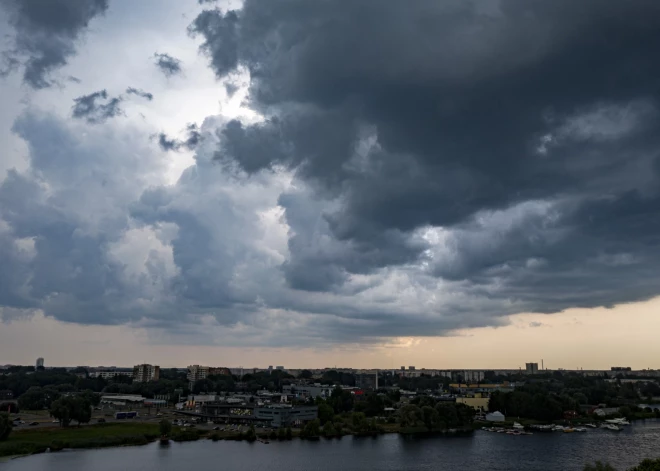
0,423,161,458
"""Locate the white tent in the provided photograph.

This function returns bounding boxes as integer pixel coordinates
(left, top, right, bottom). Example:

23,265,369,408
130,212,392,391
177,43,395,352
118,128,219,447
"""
485,411,505,422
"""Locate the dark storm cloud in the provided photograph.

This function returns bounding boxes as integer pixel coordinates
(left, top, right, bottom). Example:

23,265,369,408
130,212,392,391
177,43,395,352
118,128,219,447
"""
157,123,201,152
0,0,108,88
71,89,123,124
126,87,154,101
192,0,660,315
153,52,182,77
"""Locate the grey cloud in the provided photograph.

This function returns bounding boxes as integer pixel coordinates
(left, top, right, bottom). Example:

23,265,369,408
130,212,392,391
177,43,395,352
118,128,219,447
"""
0,110,167,324
193,1,660,315
71,89,123,124
0,0,108,88
153,52,182,77
157,123,201,152
126,87,154,101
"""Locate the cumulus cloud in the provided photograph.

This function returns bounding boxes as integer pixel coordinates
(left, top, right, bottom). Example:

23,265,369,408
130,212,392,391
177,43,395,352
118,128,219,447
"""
0,0,108,88
189,1,660,319
126,87,153,101
157,123,201,152
2,1,660,348
71,89,123,124
153,52,182,77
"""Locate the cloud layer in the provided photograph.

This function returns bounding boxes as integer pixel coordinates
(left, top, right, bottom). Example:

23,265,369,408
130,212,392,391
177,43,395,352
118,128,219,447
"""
0,0,108,88
1,0,660,348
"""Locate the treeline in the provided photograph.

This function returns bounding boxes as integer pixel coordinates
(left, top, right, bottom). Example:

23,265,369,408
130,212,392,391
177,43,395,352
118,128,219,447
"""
585,459,660,471
398,396,474,431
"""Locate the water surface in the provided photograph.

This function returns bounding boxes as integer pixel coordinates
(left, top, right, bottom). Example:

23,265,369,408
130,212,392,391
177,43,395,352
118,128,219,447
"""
4,420,660,471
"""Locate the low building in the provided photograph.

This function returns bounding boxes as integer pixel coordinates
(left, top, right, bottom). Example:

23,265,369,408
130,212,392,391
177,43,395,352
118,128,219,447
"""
282,384,332,399
200,402,318,427
133,364,160,382
100,394,145,406
456,396,490,412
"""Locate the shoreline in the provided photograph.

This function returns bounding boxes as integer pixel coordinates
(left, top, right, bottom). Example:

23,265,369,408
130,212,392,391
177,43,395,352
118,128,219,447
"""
3,417,657,461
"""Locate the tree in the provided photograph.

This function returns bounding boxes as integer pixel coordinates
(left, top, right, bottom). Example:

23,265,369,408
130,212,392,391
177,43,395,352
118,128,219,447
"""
50,396,91,427
322,421,337,437
300,419,321,438
629,458,660,471
318,403,335,425
352,412,369,433
583,462,616,471
72,398,92,426
50,398,72,427
159,419,172,437
422,405,440,431
0,413,12,441
18,387,60,410
285,427,293,440
299,370,313,379
399,404,423,428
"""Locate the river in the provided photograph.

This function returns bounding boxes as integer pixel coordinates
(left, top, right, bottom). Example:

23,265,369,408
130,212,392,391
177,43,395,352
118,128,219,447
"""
3,420,660,471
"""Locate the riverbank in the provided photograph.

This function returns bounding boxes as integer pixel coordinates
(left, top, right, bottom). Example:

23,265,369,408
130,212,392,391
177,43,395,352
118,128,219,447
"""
0,423,161,458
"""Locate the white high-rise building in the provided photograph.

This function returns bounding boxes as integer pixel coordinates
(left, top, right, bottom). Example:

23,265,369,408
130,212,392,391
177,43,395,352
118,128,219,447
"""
36,358,44,369
132,364,160,382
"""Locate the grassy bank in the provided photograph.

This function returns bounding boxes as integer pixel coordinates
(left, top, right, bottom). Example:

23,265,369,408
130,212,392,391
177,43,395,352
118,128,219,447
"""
0,423,160,458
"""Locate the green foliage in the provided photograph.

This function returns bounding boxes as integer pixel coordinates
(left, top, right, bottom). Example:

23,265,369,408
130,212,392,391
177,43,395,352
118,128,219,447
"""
327,387,355,414
299,370,313,379
18,387,61,410
422,405,440,431
322,421,337,437
629,458,660,471
318,402,335,424
50,396,91,427
159,419,172,437
583,462,616,471
242,426,256,442
277,427,286,440
300,419,321,438
285,427,292,440
0,413,12,441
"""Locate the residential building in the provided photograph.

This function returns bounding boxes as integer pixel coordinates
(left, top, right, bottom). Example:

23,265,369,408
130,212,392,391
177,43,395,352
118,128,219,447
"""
525,363,539,375
89,369,132,379
132,364,160,382
35,357,44,369
611,367,632,372
187,365,210,383
355,373,378,391
282,384,332,399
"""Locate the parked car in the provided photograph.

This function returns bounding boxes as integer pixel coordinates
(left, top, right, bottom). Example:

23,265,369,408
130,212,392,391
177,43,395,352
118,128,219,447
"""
29,422,39,426
97,418,106,423
213,426,220,430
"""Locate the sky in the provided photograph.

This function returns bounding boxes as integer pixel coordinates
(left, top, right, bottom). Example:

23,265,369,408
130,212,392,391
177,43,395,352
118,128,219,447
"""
1,0,660,370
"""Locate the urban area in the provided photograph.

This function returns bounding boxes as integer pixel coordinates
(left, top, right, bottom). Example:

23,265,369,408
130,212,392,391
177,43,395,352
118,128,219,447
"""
2,358,660,464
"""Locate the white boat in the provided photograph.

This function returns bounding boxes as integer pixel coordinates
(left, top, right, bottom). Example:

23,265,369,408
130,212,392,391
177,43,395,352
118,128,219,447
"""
606,418,630,426
512,422,524,430
552,425,565,432
574,428,587,432
603,424,622,431
585,423,597,428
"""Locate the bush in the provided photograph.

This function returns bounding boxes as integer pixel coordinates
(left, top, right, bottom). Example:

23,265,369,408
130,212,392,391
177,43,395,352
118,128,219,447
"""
0,413,12,441
159,419,172,437
285,427,292,440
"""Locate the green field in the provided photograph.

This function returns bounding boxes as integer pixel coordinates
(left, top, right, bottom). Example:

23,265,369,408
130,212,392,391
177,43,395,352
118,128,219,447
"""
0,423,161,458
